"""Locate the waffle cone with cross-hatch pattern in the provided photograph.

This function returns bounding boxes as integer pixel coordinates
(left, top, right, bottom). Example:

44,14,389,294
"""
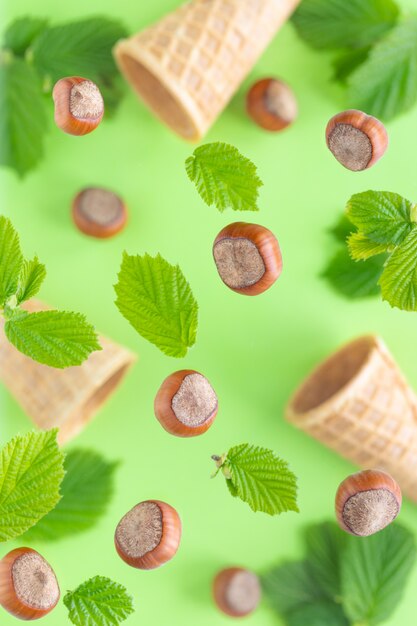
286,336,417,502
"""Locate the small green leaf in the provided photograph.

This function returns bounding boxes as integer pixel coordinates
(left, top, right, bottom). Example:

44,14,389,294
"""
185,142,263,212
0,430,65,541
322,247,384,298
304,521,347,600
341,524,416,625
218,443,298,515
64,575,134,626
5,309,101,368
115,252,198,358
332,47,371,83
346,190,414,245
4,17,49,56
16,256,46,304
31,17,128,113
379,228,417,311
348,232,390,260
292,0,399,50
24,449,119,542
0,215,23,306
348,16,417,120
0,58,48,177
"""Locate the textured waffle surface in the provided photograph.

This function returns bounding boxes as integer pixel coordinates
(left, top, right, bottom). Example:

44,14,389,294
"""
286,337,417,501
0,301,135,444
115,0,300,139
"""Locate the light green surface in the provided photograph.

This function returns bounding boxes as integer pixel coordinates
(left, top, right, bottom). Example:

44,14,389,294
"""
1,1,417,624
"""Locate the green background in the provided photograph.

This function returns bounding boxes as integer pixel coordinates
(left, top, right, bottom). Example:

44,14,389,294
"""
1,0,417,624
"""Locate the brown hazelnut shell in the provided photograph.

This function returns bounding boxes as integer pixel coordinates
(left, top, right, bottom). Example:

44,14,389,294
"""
213,567,260,617
154,369,218,437
115,499,182,570
52,77,104,136
325,109,388,171
213,222,282,295
335,469,402,535
72,188,128,239
0,548,60,620
246,78,297,131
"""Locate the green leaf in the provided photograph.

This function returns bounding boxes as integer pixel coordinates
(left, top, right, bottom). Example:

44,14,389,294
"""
0,215,23,306
31,17,128,112
4,17,49,56
292,0,399,50
341,524,416,625
5,309,101,368
332,47,371,83
348,232,390,260
24,449,118,542
221,443,298,515
379,228,417,310
346,190,414,245
348,16,417,121
0,430,64,541
304,521,347,600
64,575,134,626
322,247,384,298
0,58,48,177
16,256,46,304
115,252,198,358
261,560,349,626
185,142,263,212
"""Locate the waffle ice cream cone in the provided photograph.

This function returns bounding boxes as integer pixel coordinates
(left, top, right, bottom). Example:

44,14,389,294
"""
286,336,417,502
114,0,300,141
0,301,135,445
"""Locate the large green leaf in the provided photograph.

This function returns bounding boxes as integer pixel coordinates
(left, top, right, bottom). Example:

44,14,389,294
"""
348,16,417,120
223,444,298,515
341,524,416,625
304,521,347,600
379,228,417,311
64,576,134,626
0,430,64,541
24,449,118,542
115,252,198,358
4,17,49,56
292,0,399,49
0,58,48,177
185,142,262,212
5,309,101,368
0,215,23,305
346,191,414,245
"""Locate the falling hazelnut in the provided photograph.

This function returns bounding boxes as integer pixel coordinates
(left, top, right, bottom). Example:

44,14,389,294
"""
335,469,402,536
154,369,218,437
213,567,261,617
326,109,388,171
0,548,60,620
247,78,297,131
115,500,182,570
53,76,104,136
213,222,282,295
72,187,128,238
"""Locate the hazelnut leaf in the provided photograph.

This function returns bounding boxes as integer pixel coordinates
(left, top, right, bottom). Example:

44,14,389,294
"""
4,16,49,56
341,523,416,625
219,443,299,516
5,309,102,368
0,429,65,541
292,0,399,50
347,232,390,261
348,16,417,121
185,142,263,212
0,215,24,306
64,576,134,626
0,58,48,177
114,252,198,358
379,227,417,311
23,449,119,542
16,256,46,304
